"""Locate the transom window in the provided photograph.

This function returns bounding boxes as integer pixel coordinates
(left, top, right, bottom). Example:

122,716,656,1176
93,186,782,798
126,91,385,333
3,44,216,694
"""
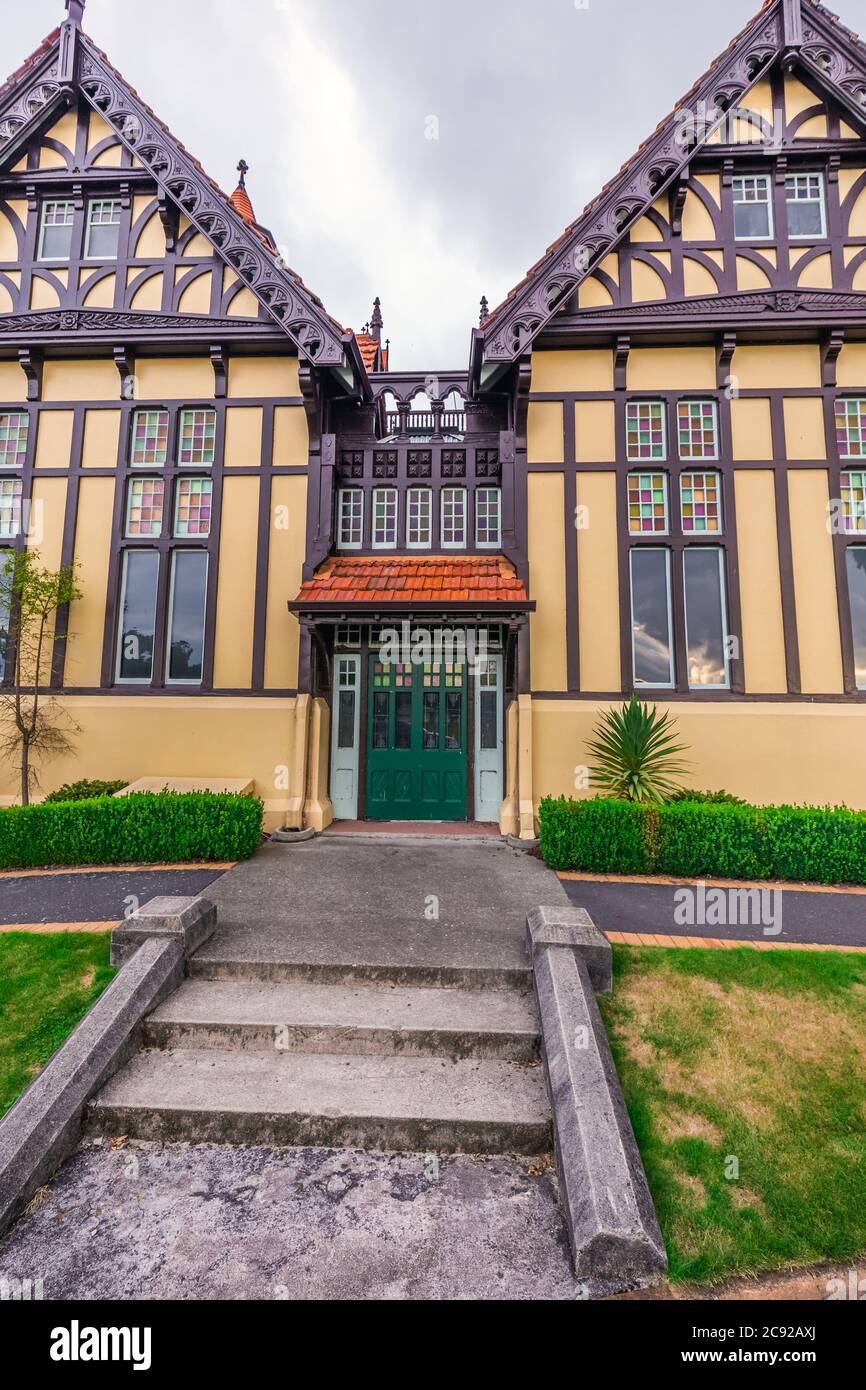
626,401,666,461
628,472,669,535
476,487,502,547
178,409,216,467
130,409,170,467
406,487,432,548
677,400,718,460
680,471,723,534
0,412,29,468
85,199,122,259
0,478,23,539
337,489,363,549
841,472,866,535
372,487,398,548
441,487,467,548
174,477,213,537
785,173,826,240
835,399,866,459
732,174,773,240
38,200,74,260
125,477,165,538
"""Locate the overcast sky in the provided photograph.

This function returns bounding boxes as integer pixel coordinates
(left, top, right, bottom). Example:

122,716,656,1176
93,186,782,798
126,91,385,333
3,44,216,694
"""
8,0,865,368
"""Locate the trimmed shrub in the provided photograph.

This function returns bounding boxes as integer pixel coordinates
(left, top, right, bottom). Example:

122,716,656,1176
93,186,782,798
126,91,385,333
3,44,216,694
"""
43,779,129,804
539,796,651,874
0,791,263,871
668,788,745,806
538,796,866,887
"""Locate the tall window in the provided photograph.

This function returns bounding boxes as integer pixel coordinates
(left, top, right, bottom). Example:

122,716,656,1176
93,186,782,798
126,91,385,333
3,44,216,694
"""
630,549,674,687
166,551,208,683
38,200,74,260
441,487,467,548
683,547,730,689
116,550,159,682
406,487,432,548
337,489,363,549
785,173,826,240
846,549,866,690
372,488,398,548
732,174,773,240
476,487,502,547
0,552,9,682
85,198,122,259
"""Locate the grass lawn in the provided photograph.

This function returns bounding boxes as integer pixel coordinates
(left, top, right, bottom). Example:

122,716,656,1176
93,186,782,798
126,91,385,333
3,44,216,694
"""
601,945,866,1286
0,933,115,1115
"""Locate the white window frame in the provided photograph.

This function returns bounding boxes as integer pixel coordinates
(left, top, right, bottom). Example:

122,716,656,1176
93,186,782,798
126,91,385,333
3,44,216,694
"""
836,399,866,462
677,398,719,463
441,486,467,549
84,197,123,260
784,171,827,241
337,488,364,550
371,487,398,549
406,487,432,549
629,547,675,689
626,400,668,463
37,199,75,262
731,173,774,242
627,470,671,538
683,546,731,692
164,549,208,686
475,487,502,548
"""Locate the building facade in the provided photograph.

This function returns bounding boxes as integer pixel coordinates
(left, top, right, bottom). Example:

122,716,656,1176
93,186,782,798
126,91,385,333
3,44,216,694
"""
1,0,865,832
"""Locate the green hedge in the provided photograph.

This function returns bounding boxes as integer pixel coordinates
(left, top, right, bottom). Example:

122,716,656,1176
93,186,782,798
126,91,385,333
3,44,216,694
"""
539,796,866,886
0,791,264,870
43,779,129,804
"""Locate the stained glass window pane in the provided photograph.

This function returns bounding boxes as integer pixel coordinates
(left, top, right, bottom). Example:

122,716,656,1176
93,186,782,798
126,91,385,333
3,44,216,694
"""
178,408,216,467
627,472,669,535
677,400,718,461
840,472,866,534
626,401,666,462
0,413,29,468
0,478,23,539
130,410,169,467
125,477,164,538
836,400,866,460
680,471,722,534
174,477,213,537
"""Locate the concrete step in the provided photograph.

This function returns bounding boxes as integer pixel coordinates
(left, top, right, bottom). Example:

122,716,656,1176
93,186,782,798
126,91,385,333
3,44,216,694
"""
143,980,539,1062
188,954,531,993
88,1048,551,1154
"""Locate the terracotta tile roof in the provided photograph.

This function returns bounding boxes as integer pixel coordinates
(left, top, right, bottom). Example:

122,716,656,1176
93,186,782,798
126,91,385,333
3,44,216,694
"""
292,555,529,606
352,332,390,372
230,182,257,225
0,29,59,105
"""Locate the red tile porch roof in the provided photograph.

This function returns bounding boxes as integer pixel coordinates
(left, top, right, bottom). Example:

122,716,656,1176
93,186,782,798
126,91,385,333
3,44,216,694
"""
291,555,530,607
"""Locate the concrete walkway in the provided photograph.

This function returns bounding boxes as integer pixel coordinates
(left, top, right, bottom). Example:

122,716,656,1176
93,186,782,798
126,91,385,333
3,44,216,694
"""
0,867,227,929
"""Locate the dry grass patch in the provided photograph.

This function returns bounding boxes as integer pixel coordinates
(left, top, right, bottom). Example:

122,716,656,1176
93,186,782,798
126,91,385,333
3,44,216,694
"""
600,945,866,1284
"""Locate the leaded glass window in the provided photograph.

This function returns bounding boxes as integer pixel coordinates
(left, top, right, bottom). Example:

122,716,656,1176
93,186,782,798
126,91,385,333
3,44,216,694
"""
174,477,213,537
125,477,164,538
626,401,666,461
627,472,669,535
178,408,216,467
0,413,29,469
677,400,718,461
680,471,722,534
836,400,866,460
0,478,23,539
130,410,169,467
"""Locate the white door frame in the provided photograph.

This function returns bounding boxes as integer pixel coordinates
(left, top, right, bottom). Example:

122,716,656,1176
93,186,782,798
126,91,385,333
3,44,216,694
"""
473,654,504,823
330,653,361,820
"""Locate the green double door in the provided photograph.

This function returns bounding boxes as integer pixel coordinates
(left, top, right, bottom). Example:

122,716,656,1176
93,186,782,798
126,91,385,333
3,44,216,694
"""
366,658,467,821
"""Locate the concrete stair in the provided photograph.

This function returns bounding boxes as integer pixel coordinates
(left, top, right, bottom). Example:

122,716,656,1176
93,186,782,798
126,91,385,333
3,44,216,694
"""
87,970,550,1155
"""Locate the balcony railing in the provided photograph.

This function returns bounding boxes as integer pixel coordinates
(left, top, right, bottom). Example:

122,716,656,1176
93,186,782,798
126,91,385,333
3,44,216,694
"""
385,409,466,438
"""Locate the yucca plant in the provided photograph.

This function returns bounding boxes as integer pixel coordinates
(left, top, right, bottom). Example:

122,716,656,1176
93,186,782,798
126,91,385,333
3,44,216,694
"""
586,694,689,804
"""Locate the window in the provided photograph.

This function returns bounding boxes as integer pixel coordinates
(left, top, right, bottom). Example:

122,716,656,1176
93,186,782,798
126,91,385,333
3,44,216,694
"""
178,408,216,467
0,555,9,682
0,478,23,539
85,198,122,259
841,472,866,535
683,547,730,689
441,487,467,548
846,548,866,690
0,412,29,469
336,657,357,750
130,409,170,467
680,471,723,534
38,200,74,260
630,548,674,687
626,401,666,461
337,489,363,549
732,174,773,240
785,173,826,240
476,487,502,547
125,477,164,538
116,550,159,682
174,477,213,537
677,400,718,461
335,625,362,648
372,487,398,548
478,659,499,751
166,550,208,683
628,472,669,535
835,399,866,460
406,487,432,548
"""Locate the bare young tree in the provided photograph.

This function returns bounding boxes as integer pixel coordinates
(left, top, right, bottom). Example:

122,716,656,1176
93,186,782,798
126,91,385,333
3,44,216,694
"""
0,550,82,806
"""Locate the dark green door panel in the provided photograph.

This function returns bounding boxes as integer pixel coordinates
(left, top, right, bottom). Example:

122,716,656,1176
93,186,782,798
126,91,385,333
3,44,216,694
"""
366,659,467,821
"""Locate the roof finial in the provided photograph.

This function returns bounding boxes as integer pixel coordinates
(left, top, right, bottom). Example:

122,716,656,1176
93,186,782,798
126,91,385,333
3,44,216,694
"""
64,0,85,26
479,295,489,327
237,159,249,189
370,296,383,342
